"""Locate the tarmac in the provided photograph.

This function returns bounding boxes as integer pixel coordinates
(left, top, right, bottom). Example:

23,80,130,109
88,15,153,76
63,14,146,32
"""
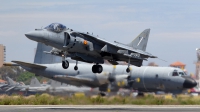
0,105,200,112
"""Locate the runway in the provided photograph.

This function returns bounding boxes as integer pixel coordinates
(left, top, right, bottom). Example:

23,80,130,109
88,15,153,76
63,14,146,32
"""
0,105,200,112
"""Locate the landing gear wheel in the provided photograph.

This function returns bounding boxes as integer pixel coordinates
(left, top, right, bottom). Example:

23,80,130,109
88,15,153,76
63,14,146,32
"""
62,61,69,69
97,65,103,73
99,92,106,96
92,65,103,73
74,66,78,71
92,65,97,73
126,68,130,73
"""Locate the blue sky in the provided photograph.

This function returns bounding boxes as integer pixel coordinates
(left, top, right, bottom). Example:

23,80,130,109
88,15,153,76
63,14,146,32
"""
0,0,200,74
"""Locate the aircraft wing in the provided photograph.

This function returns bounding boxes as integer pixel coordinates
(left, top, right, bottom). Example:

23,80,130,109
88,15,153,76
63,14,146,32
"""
72,32,157,59
12,61,47,69
0,84,7,88
5,86,15,92
54,75,94,85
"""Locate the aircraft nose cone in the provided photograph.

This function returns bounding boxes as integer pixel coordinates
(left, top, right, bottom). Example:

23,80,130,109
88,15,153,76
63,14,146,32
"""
183,77,197,88
25,31,43,42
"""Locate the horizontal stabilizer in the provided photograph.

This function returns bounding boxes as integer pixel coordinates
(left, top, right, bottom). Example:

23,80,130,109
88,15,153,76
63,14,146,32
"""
12,61,47,69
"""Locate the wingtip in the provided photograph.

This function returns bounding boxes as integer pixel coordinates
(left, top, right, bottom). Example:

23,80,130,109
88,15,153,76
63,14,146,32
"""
11,60,17,63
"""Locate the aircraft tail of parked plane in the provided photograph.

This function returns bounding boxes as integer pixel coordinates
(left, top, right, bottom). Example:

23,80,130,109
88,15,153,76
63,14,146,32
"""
49,79,62,87
127,29,150,51
30,77,41,87
6,76,16,86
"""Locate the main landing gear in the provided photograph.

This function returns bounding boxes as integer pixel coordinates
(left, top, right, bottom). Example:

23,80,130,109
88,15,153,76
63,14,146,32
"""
92,64,103,73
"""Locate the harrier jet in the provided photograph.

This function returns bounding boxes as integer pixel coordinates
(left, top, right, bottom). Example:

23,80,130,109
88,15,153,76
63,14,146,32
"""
25,23,157,73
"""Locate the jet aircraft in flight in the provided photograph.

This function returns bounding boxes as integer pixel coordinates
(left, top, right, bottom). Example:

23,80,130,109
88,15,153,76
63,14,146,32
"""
25,23,157,73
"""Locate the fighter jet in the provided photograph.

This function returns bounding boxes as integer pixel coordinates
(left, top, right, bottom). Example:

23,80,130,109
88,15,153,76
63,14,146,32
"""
25,23,157,73
1,76,51,95
0,76,33,95
46,79,97,95
27,77,94,95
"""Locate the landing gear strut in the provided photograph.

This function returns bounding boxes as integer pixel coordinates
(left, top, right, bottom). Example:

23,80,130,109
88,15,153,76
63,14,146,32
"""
92,64,103,73
74,61,78,71
126,58,131,73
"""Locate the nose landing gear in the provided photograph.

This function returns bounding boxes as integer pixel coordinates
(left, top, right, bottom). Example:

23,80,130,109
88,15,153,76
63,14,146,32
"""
62,55,69,69
62,60,69,69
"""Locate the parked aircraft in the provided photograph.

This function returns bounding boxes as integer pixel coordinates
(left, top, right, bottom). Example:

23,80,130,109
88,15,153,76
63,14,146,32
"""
4,61,197,95
4,43,197,95
25,23,157,73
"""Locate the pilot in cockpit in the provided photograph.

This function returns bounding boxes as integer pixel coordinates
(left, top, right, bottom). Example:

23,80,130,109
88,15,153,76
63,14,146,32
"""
172,69,187,76
45,23,66,33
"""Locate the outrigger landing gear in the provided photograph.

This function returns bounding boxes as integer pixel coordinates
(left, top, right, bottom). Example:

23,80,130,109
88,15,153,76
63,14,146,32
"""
62,55,69,69
74,61,78,71
126,58,131,73
92,64,103,73
126,68,130,73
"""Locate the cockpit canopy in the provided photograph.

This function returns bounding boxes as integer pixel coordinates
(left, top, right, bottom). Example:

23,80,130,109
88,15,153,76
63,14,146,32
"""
45,23,66,33
172,69,187,76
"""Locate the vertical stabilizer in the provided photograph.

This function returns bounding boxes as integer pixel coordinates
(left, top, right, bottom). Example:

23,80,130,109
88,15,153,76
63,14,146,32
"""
49,79,62,87
34,43,61,64
6,76,16,86
30,77,41,87
127,29,150,51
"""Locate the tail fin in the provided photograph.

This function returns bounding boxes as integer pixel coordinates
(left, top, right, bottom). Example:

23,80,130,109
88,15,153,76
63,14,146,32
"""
127,29,150,51
34,43,61,64
30,77,41,87
49,79,62,87
6,76,16,86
